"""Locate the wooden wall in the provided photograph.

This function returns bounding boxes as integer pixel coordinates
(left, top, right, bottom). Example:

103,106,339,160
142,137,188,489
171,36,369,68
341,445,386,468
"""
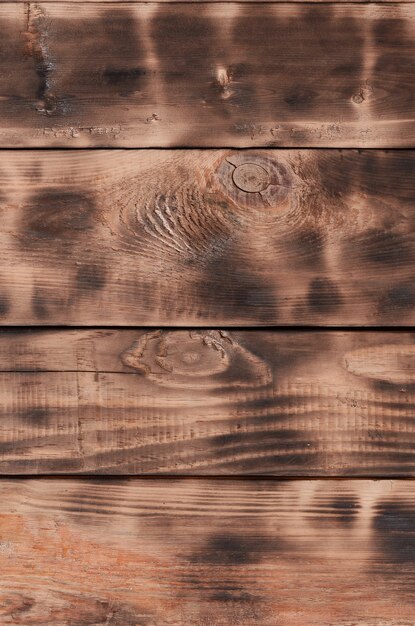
0,0,414,624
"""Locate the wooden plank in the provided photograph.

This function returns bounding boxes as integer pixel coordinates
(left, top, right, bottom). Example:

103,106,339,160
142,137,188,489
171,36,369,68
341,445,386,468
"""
2,328,415,475
0,149,415,325
0,3,413,147
5,0,412,3
0,478,414,624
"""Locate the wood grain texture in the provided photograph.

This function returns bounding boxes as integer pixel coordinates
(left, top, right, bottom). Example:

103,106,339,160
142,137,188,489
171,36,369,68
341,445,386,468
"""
0,149,415,325
5,0,412,3
2,328,415,475
0,478,414,625
0,3,413,146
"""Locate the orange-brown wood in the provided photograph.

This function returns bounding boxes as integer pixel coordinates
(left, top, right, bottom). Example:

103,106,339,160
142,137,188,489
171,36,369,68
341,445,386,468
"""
6,0,411,3
0,149,415,325
1,329,415,475
0,3,413,146
0,478,414,625
0,1,414,620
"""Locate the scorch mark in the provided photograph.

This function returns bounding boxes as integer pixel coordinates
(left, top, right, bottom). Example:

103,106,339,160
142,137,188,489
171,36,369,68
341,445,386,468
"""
24,3,59,115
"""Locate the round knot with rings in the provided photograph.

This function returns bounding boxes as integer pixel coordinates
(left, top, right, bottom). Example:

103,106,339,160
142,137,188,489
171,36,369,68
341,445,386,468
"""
232,163,271,193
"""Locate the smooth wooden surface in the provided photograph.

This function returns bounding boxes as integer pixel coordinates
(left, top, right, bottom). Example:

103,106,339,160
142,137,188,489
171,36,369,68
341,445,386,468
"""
0,3,413,146
1,149,415,326
0,478,414,625
1,328,415,475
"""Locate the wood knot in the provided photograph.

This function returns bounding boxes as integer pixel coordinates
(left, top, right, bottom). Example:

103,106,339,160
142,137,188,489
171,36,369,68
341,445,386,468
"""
232,163,270,193
216,152,293,214
120,330,272,389
351,81,374,105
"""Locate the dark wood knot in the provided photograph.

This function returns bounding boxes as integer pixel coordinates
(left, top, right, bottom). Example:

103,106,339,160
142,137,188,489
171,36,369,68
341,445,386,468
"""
120,330,272,389
232,163,270,193
216,152,293,214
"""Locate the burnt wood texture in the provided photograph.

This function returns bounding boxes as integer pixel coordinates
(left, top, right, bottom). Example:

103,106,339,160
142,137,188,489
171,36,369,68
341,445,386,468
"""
0,479,415,625
1,329,415,475
0,0,414,624
7,0,414,2
0,149,415,325
0,3,412,147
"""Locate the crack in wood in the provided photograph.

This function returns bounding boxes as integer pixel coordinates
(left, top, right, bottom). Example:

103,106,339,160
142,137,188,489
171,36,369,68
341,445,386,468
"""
23,2,58,115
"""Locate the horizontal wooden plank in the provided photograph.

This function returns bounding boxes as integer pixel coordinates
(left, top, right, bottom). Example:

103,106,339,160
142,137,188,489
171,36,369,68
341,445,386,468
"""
5,0,411,3
0,149,415,325
2,328,415,475
0,478,414,624
0,3,413,146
